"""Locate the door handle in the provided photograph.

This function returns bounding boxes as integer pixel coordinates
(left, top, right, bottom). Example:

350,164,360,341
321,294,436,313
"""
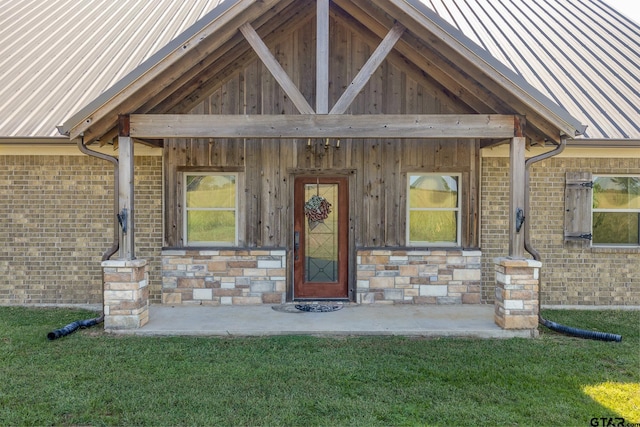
294,231,300,260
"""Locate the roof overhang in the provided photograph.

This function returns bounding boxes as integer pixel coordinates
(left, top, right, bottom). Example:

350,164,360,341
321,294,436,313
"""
59,0,250,140
567,138,640,148
59,0,587,145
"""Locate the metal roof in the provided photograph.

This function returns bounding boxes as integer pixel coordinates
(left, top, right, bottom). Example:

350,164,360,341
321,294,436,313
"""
0,0,638,140
421,0,640,139
0,0,223,139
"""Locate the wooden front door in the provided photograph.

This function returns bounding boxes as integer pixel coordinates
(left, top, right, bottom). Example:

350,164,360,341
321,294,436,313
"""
293,176,349,299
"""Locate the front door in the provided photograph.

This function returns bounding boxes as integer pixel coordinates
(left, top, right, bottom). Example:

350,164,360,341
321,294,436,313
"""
293,176,349,299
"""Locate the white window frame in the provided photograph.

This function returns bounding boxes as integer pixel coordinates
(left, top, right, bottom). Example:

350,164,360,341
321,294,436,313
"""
184,172,239,247
406,173,462,247
592,174,640,247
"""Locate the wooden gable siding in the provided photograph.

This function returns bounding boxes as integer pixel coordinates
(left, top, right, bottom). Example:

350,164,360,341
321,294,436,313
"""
163,14,480,249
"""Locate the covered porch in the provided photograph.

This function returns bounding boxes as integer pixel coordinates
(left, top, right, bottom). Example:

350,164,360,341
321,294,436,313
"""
59,0,585,337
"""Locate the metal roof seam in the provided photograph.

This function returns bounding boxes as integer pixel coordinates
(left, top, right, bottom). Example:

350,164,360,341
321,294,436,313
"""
422,0,639,139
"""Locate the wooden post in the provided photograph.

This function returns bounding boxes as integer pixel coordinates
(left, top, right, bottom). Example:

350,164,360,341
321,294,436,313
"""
316,0,329,114
118,115,135,260
509,116,526,258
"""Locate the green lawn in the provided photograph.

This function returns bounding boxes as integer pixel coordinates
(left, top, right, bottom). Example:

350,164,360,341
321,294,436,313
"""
1,307,638,426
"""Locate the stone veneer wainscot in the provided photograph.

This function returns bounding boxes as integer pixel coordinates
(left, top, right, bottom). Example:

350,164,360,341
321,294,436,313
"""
162,249,287,305
162,248,483,305
356,249,482,304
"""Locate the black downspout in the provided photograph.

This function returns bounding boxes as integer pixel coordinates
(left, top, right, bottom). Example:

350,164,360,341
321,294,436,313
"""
77,135,120,261
524,137,621,342
47,135,117,339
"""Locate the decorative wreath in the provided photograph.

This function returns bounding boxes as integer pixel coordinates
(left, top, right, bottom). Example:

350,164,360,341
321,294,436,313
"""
304,194,332,229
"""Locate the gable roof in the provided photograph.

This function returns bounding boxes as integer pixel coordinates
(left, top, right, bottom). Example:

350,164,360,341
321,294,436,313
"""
0,0,637,142
57,0,587,144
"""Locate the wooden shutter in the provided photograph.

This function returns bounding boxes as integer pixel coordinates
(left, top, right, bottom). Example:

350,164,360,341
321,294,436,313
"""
564,171,592,246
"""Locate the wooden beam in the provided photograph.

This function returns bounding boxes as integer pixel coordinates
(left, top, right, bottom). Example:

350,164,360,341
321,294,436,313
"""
509,136,526,258
129,114,515,139
142,0,312,115
330,22,406,114
239,22,315,114
334,0,558,143
330,7,475,116
144,3,317,124
316,0,330,114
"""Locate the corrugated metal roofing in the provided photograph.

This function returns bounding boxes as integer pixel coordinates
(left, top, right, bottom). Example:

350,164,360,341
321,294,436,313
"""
0,0,223,139
421,0,640,139
0,0,638,140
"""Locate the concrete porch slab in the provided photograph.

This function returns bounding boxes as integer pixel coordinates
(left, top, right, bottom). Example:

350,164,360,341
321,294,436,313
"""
110,304,537,338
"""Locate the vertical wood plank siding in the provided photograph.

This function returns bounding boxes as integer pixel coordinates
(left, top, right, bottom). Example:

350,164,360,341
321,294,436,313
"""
163,14,480,249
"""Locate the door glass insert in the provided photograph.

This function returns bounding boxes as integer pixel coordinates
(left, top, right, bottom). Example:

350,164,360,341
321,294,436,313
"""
305,183,338,282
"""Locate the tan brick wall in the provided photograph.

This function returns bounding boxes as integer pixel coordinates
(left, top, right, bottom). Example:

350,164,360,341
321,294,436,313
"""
0,155,163,305
481,156,640,306
3,153,636,307
132,157,163,303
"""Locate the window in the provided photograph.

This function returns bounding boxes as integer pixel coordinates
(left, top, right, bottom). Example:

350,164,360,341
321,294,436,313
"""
407,174,461,246
592,175,640,246
184,173,238,246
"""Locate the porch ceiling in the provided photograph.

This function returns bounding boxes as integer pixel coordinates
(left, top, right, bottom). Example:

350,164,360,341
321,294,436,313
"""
60,0,585,146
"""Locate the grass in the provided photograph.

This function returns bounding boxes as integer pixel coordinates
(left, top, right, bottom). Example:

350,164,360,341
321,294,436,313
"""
0,307,638,426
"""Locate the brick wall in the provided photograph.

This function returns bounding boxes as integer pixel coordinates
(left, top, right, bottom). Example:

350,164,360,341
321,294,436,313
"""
0,155,163,305
2,153,637,307
481,156,640,306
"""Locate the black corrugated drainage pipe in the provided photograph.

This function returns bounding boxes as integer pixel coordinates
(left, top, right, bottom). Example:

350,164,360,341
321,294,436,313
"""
47,315,104,340
524,137,621,342
47,136,117,340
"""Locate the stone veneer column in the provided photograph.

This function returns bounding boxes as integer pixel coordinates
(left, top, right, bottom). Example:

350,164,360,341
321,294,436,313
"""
494,258,541,330
102,259,149,329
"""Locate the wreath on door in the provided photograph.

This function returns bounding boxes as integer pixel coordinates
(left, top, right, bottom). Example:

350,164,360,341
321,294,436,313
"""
304,194,332,230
